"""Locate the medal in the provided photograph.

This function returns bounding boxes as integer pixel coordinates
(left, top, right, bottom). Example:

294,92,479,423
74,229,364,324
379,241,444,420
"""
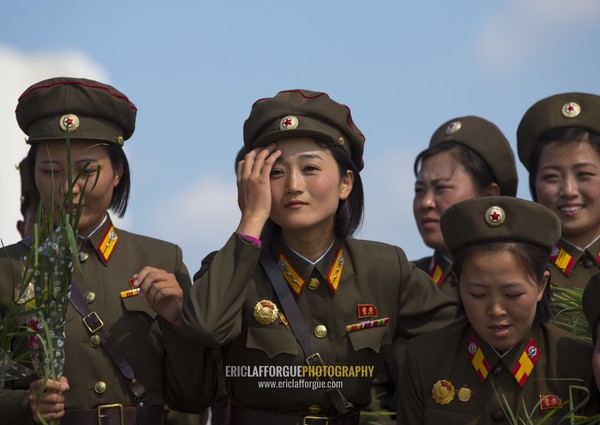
253,300,279,325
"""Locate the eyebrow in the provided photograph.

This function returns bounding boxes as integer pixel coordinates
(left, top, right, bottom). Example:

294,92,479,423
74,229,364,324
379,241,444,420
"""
38,158,98,165
276,153,324,163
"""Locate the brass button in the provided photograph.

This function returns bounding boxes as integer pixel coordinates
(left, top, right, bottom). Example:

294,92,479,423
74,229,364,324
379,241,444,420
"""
89,334,101,348
79,251,89,263
314,325,327,338
307,277,320,290
84,291,96,303
491,366,503,377
94,381,107,394
308,404,321,414
492,411,505,422
583,258,595,268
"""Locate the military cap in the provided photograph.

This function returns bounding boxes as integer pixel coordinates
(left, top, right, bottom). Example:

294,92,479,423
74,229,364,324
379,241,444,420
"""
517,92,600,170
243,89,365,170
429,116,518,196
440,196,560,255
16,77,137,145
582,273,600,338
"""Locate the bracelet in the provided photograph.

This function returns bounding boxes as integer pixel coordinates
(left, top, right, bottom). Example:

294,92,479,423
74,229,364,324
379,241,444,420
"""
238,233,262,248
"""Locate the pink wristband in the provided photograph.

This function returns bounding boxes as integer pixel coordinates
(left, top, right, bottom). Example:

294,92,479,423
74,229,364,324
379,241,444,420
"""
238,233,262,247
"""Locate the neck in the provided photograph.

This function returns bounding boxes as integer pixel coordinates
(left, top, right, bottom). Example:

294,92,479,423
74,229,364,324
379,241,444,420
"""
282,224,336,263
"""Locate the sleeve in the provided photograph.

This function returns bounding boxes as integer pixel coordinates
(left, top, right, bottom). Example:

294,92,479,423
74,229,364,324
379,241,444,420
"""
182,233,260,347
0,385,34,425
396,339,425,424
161,244,217,412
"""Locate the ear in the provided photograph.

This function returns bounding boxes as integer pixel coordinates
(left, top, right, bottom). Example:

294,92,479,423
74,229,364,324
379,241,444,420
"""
16,220,25,239
339,170,354,201
536,270,550,302
112,163,124,188
484,182,501,196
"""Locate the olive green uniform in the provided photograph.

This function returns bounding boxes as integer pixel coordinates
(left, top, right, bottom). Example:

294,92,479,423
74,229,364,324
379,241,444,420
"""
413,252,458,300
0,216,216,424
398,318,598,424
182,231,456,418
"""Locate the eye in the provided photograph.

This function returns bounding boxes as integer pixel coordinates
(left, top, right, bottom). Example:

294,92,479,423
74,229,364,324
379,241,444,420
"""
269,168,284,178
41,168,58,177
539,173,559,183
303,165,320,173
468,292,485,299
505,292,524,300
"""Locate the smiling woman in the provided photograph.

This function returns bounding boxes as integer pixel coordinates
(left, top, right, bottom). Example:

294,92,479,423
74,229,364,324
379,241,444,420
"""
518,92,600,291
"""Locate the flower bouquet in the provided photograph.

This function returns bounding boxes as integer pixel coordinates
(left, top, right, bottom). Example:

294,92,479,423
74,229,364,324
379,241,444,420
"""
18,138,94,424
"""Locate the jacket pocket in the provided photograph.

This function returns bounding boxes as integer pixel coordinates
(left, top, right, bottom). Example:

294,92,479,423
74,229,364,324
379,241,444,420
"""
121,295,157,319
246,326,298,359
347,326,391,354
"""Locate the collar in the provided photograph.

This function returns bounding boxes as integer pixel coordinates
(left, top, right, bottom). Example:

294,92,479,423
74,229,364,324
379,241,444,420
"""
428,251,452,287
269,233,344,296
550,238,600,276
466,327,540,388
81,214,120,266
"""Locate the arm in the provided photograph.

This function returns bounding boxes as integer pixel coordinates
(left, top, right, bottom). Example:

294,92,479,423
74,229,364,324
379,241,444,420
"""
396,340,425,424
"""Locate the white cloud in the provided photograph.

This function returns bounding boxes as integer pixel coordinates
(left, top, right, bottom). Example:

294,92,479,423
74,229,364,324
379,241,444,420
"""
146,175,240,267
477,0,600,74
0,44,108,244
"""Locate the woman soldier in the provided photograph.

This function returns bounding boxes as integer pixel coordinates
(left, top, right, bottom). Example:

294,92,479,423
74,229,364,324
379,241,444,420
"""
517,93,600,290
0,77,215,424
413,116,518,299
181,89,456,424
398,196,599,424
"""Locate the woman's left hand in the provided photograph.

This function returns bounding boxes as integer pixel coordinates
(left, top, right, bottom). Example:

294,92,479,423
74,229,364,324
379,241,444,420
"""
134,267,183,327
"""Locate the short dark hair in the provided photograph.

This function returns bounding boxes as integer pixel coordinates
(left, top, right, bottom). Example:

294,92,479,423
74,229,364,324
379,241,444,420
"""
27,141,131,219
262,138,364,239
451,241,553,323
413,141,497,195
527,127,600,201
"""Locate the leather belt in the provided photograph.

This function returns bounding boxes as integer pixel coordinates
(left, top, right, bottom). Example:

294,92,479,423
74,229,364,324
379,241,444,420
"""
60,404,164,425
228,402,361,425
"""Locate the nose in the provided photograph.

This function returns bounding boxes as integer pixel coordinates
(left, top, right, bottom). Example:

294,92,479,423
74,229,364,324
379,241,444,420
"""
286,169,303,194
559,174,578,198
418,190,435,210
487,298,506,318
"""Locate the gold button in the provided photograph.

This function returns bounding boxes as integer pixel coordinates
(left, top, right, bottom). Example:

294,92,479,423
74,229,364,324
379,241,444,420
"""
307,277,320,290
84,291,96,303
314,325,327,338
79,251,89,263
89,334,101,348
94,381,107,394
308,404,321,413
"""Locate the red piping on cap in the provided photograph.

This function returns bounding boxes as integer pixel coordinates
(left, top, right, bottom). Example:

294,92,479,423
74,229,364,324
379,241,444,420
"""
16,80,137,112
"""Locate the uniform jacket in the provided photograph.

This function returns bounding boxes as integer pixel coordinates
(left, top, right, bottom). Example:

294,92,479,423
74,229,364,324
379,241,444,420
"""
183,231,456,417
397,317,599,424
0,216,216,425
413,251,458,301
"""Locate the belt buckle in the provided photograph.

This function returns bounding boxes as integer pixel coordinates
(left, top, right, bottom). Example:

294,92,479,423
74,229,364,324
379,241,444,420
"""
97,403,124,425
305,352,324,367
83,311,104,334
303,416,329,425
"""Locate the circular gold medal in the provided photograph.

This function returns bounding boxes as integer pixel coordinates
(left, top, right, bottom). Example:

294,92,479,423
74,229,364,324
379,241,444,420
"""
432,379,455,405
253,300,279,325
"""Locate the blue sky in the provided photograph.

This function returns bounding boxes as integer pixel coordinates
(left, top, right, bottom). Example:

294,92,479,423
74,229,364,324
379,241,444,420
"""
1,1,600,272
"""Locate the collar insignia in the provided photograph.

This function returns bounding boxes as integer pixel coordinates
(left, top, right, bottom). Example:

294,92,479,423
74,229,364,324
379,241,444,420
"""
467,335,491,383
326,247,344,294
549,244,574,276
98,225,118,264
278,253,304,295
429,258,444,287
512,338,539,388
